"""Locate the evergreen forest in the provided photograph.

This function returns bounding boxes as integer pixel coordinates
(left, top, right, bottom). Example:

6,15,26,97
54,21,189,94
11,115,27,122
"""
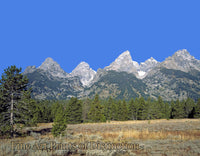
0,66,200,138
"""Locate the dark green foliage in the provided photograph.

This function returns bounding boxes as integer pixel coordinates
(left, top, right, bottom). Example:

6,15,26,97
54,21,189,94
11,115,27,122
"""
171,99,185,119
163,102,170,119
116,100,123,120
110,99,118,120
52,105,67,137
51,101,62,121
194,98,200,118
121,99,128,121
103,97,113,120
17,89,38,126
88,94,106,122
145,97,152,120
128,98,139,120
0,66,31,137
137,97,147,120
183,98,195,118
34,100,52,123
1,65,199,138
156,96,166,119
65,97,82,124
150,98,160,119
82,98,92,122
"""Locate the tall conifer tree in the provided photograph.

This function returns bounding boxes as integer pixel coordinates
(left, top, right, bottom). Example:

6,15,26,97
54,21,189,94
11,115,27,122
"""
52,104,66,137
88,94,106,122
66,97,82,124
0,66,31,137
194,98,200,118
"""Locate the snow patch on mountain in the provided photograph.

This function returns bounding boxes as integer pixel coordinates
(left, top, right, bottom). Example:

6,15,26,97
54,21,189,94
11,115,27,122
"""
70,61,96,86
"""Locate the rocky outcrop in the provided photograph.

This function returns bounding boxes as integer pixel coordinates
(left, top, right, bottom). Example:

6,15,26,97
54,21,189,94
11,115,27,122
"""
70,62,96,86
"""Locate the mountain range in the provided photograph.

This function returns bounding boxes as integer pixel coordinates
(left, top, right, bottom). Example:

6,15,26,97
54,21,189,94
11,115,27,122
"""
24,49,200,101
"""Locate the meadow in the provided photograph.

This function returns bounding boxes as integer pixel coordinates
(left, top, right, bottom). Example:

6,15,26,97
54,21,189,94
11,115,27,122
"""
0,119,200,156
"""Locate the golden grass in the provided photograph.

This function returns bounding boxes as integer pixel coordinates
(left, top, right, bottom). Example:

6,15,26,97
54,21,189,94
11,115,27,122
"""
68,119,200,141
73,129,200,142
1,119,200,143
75,118,200,126
107,118,200,125
70,119,200,141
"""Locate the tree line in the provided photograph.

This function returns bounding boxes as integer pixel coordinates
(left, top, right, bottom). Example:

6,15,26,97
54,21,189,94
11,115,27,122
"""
0,66,200,137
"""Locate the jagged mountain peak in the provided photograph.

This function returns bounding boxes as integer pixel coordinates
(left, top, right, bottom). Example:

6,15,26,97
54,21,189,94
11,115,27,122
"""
174,49,189,55
115,50,132,62
38,57,68,78
38,57,58,69
118,50,131,56
24,49,200,101
71,61,94,73
71,61,96,86
105,50,138,75
75,61,90,68
141,57,158,65
138,57,159,78
160,49,200,72
148,57,158,62
44,57,54,62
173,49,193,58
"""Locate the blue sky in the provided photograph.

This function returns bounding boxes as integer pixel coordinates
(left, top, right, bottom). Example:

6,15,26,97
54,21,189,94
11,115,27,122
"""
0,1,200,74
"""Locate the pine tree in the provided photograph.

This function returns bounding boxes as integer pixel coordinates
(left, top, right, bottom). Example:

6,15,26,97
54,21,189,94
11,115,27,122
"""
149,98,159,119
171,99,184,119
194,98,200,118
157,96,165,119
137,97,147,120
116,100,123,120
17,89,37,126
88,94,106,123
0,65,31,137
183,98,195,118
52,105,67,137
145,97,152,120
170,100,175,119
134,98,140,120
51,102,61,120
163,102,170,119
110,100,118,120
104,97,113,121
128,98,137,120
82,98,92,122
121,99,128,121
66,97,82,124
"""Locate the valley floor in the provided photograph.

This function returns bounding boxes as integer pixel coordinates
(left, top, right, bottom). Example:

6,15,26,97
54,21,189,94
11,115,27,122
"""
1,119,200,156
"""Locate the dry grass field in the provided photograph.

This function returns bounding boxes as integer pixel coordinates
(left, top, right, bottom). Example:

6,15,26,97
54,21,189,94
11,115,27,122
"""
1,119,200,155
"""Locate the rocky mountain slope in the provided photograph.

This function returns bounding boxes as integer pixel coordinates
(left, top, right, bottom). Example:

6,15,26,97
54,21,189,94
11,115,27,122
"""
70,62,96,87
104,50,138,76
24,49,200,101
24,58,84,99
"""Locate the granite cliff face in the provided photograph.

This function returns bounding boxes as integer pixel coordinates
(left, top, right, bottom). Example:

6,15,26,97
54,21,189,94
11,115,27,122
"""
143,49,200,100
70,61,96,86
104,50,138,76
24,58,84,99
160,49,200,72
138,57,159,78
24,49,200,101
38,57,69,78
